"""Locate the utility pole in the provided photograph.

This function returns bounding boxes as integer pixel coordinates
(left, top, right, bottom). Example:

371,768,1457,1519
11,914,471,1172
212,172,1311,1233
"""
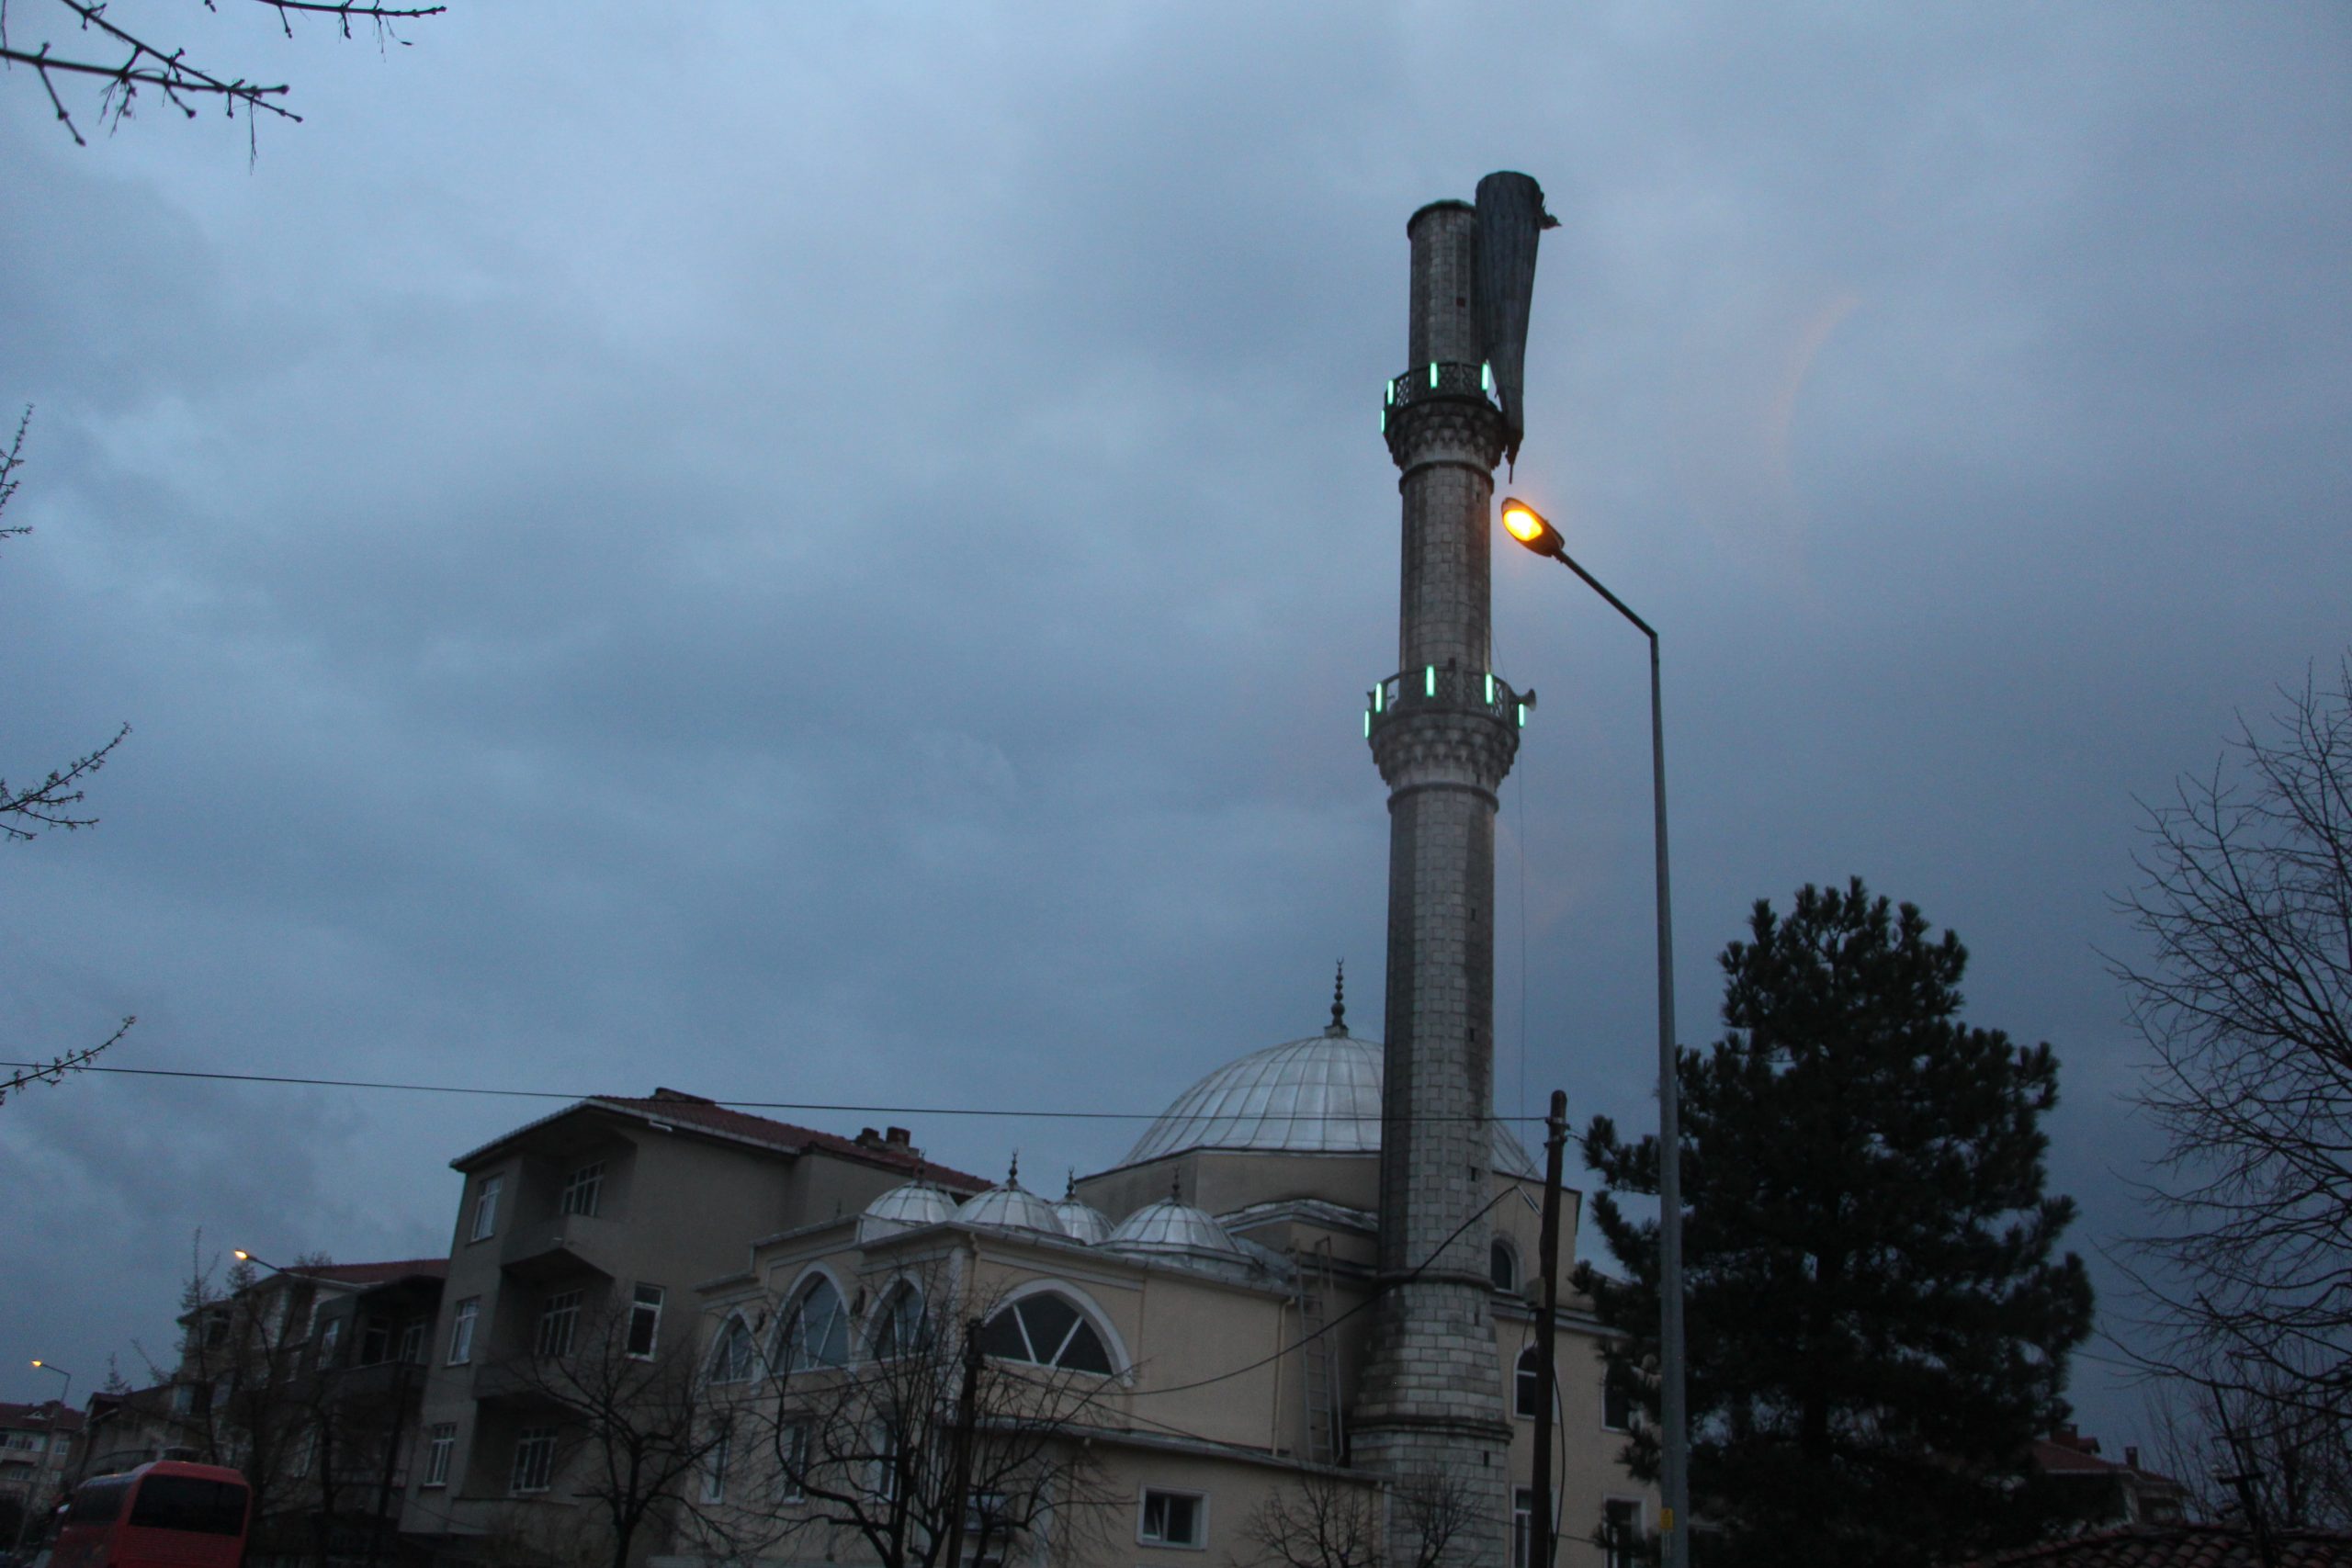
1530,1090,1567,1568
939,1318,983,1568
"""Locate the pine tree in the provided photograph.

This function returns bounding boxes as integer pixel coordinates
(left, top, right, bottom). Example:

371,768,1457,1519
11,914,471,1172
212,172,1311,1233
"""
1576,878,2095,1568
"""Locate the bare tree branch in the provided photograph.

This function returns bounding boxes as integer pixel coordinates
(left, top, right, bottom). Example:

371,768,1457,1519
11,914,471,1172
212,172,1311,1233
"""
2114,652,2352,1475
0,0,444,152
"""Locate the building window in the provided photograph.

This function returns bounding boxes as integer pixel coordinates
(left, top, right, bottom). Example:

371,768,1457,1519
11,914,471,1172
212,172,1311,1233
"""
511,1427,557,1495
398,1321,427,1364
1513,1486,1534,1568
423,1425,455,1487
359,1320,390,1365
775,1422,808,1503
976,1291,1114,1374
1490,1239,1519,1292
1601,1365,1633,1432
869,1427,900,1504
779,1277,850,1372
1601,1499,1642,1568
537,1289,582,1359
708,1315,757,1383
447,1298,479,1365
868,1282,926,1359
471,1175,503,1241
1138,1488,1205,1549
560,1161,605,1217
627,1284,663,1359
701,1428,729,1504
317,1318,342,1369
1515,1346,1546,1419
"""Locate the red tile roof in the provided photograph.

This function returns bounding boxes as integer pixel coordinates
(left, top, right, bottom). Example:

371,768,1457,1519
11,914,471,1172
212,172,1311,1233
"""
587,1090,989,1190
1965,1526,2352,1568
287,1258,449,1286
0,1402,84,1433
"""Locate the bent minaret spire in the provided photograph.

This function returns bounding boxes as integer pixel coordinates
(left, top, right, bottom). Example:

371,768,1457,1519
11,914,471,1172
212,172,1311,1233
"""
1355,175,1548,1564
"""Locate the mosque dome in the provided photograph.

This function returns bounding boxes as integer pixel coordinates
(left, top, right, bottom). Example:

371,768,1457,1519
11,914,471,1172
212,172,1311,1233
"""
1050,1177,1112,1246
858,1179,958,1242
952,1161,1068,1238
1102,1194,1243,1260
1121,1030,1541,1180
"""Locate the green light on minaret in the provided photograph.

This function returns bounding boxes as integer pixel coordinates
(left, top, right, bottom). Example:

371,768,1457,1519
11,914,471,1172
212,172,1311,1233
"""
1424,665,1437,697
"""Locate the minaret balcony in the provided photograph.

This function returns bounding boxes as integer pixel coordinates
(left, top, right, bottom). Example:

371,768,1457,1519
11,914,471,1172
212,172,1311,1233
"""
1379,361,1496,432
1364,665,1531,741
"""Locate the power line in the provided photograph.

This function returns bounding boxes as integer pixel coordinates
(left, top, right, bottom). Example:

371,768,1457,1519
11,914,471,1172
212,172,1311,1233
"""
0,1059,1584,1126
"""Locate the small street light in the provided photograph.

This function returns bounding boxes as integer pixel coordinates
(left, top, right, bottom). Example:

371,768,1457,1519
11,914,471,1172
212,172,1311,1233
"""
1499,497,1690,1568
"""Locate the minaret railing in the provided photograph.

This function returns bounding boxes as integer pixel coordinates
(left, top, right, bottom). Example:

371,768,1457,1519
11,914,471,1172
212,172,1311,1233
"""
1364,665,1532,739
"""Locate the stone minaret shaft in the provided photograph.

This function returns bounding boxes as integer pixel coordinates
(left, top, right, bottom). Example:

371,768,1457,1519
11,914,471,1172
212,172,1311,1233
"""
1355,198,1521,1559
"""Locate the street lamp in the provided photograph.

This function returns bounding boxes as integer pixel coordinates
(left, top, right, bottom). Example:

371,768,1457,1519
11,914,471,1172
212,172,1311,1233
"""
1499,497,1690,1568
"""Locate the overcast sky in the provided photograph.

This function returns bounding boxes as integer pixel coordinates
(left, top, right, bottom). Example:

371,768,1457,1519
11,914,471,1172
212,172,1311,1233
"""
4,3,2346,1452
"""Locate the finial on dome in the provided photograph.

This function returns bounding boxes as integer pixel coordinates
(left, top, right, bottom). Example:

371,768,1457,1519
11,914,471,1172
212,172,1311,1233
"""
1007,1152,1021,1189
1327,960,1348,1036
1065,1169,1078,1200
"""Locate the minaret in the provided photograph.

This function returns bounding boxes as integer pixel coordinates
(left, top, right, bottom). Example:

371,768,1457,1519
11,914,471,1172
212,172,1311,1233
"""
1356,175,1548,1563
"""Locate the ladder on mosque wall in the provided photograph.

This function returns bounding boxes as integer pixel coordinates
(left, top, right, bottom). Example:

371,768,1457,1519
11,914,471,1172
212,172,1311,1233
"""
1298,1238,1344,1466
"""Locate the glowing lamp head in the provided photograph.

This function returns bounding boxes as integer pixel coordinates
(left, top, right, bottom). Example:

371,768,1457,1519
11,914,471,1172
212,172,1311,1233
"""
29,1360,42,1370
1499,497,1562,556
233,1249,252,1261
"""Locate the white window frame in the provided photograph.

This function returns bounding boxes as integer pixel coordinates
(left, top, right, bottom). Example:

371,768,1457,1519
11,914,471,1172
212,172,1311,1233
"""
423,1424,455,1487
1137,1487,1206,1550
537,1289,582,1359
1600,1497,1644,1568
398,1320,427,1364
1601,1364,1634,1433
1512,1486,1534,1568
317,1318,342,1368
447,1298,479,1365
560,1160,605,1217
511,1427,558,1495
1490,1237,1520,1292
627,1284,664,1359
471,1174,503,1241
1514,1345,1547,1419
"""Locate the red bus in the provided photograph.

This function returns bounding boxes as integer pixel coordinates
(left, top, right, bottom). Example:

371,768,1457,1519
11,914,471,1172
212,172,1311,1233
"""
51,1461,250,1568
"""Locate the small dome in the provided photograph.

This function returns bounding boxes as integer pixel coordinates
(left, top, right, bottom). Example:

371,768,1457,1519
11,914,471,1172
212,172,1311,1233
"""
1053,1194,1112,1246
1123,1032,1540,1179
953,1161,1067,1238
1102,1197,1242,1259
861,1179,957,1233
1050,1172,1111,1245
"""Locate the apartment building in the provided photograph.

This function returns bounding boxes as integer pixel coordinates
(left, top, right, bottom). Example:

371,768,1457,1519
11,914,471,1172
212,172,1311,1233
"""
397,1087,983,1568
0,1400,83,1548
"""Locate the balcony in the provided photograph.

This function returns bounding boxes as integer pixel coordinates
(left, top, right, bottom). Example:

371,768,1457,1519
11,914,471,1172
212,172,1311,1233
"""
1363,665,1530,742
499,1210,616,1282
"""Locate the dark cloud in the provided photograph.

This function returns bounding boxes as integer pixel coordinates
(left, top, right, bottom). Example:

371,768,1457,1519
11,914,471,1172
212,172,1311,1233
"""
3,1,2346,1454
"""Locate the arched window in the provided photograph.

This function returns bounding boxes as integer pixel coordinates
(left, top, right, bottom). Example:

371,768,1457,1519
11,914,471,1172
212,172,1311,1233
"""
708,1314,757,1383
1490,1239,1519,1292
776,1276,849,1373
1514,1346,1545,1418
868,1281,927,1359
977,1291,1114,1374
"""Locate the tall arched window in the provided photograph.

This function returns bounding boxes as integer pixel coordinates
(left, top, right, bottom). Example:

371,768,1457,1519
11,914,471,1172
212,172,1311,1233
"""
868,1281,927,1359
977,1291,1114,1374
776,1276,849,1373
707,1314,757,1383
1514,1345,1545,1418
1490,1239,1520,1292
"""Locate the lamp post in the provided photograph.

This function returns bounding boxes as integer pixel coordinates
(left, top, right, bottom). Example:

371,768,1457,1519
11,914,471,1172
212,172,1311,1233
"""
1498,497,1689,1568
